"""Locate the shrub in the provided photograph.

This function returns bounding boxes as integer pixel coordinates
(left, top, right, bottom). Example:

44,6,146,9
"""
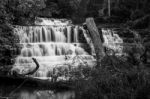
75,65,150,99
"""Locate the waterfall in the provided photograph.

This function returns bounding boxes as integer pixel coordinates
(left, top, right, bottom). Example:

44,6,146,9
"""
102,28,123,55
12,18,123,79
12,18,95,79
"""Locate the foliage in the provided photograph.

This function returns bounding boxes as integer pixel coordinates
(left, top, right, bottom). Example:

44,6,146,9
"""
0,24,19,68
0,0,46,69
42,0,150,24
72,28,150,99
45,62,92,82
39,2,60,17
95,0,150,25
75,66,150,99
130,15,150,29
0,0,46,25
72,53,150,99
57,0,75,18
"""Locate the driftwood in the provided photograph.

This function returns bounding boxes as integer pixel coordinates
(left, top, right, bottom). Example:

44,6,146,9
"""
0,58,72,90
85,18,105,67
12,58,39,76
23,58,40,75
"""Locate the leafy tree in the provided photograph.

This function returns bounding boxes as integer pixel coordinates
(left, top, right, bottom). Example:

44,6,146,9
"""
0,0,46,70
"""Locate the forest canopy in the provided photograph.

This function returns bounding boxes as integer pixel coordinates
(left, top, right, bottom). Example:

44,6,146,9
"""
0,0,47,67
1,0,150,24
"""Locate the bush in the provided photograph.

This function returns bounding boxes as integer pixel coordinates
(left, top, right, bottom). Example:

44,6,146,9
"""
0,0,47,71
0,24,19,66
75,65,150,99
74,47,150,99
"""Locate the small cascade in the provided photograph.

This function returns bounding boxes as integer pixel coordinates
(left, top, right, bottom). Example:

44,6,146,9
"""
35,17,72,26
102,28,124,55
12,18,95,78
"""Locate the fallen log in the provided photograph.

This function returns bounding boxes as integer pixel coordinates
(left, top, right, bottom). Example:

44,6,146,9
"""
23,58,40,75
11,58,40,77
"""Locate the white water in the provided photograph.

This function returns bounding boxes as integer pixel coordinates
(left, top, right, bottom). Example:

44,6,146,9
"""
12,18,95,78
12,18,123,79
102,29,123,55
35,17,72,26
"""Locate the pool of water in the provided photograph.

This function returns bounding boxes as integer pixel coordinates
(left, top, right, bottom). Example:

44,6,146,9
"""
0,85,75,99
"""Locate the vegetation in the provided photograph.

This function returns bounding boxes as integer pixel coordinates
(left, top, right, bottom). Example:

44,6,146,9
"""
74,66,150,99
0,0,150,99
48,43,150,99
72,21,150,99
0,0,46,71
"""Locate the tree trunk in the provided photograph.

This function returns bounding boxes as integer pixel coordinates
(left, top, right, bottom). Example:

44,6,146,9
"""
108,0,111,17
85,18,105,67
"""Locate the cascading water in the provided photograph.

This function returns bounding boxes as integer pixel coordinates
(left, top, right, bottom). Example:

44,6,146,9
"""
102,28,123,55
12,18,123,79
12,18,95,79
